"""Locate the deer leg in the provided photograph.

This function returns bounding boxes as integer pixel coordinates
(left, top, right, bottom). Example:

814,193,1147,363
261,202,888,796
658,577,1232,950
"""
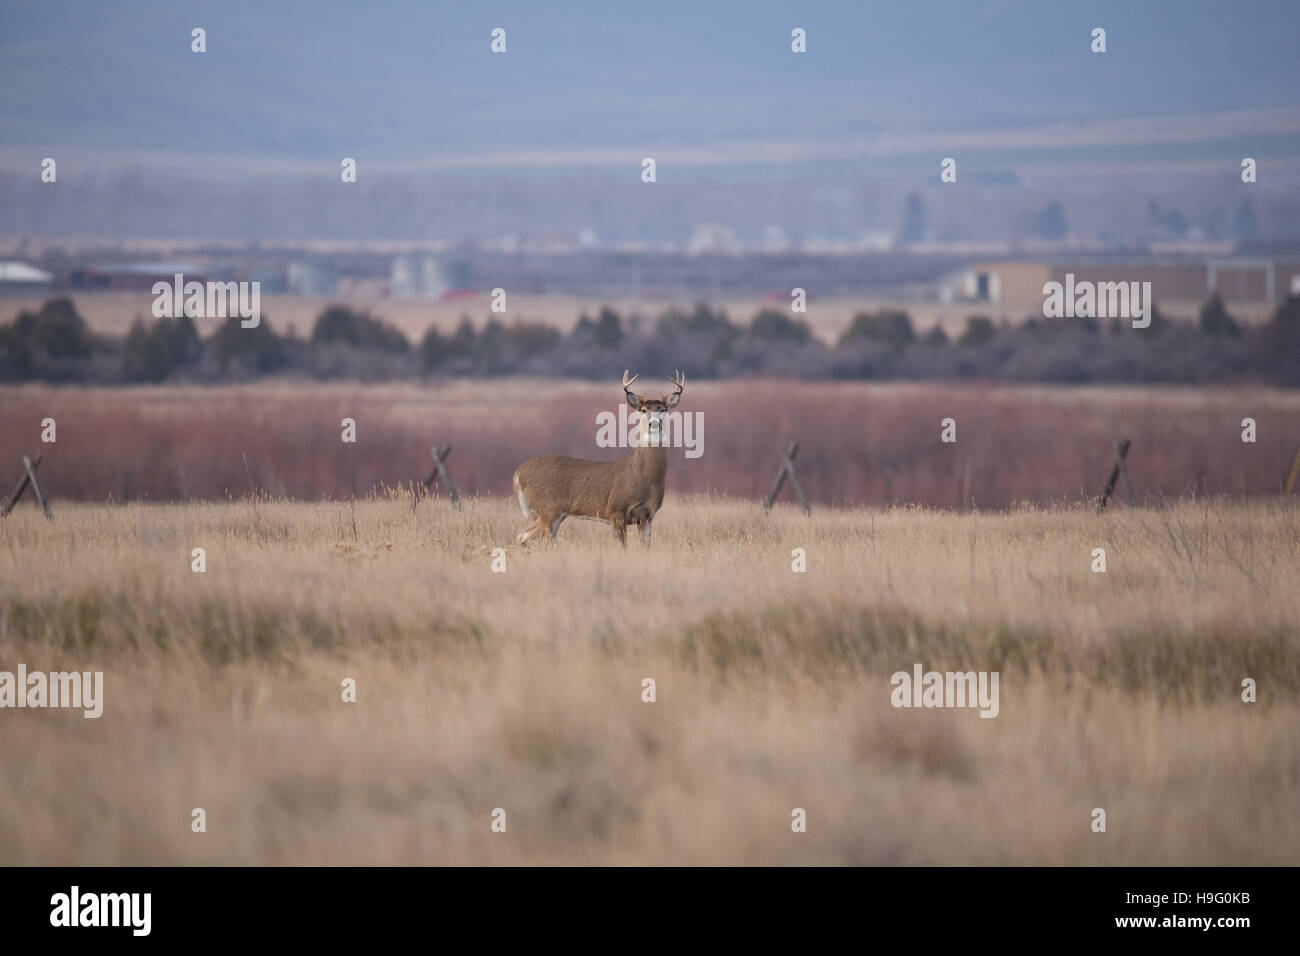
517,515,546,547
623,503,654,548
613,518,628,546
528,511,563,547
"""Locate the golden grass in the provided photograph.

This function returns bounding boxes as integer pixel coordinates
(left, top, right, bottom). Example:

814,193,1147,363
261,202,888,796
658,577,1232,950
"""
1,493,1297,864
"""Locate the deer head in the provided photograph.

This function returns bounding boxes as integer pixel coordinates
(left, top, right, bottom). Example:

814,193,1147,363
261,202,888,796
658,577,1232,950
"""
624,369,684,448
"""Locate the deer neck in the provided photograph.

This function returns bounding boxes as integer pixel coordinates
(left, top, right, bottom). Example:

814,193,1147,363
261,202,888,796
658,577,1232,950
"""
630,443,668,482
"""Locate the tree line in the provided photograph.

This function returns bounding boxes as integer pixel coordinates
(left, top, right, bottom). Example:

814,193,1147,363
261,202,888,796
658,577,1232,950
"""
1,295,1297,386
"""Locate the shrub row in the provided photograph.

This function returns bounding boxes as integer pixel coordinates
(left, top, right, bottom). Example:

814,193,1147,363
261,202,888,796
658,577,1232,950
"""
1,294,1297,385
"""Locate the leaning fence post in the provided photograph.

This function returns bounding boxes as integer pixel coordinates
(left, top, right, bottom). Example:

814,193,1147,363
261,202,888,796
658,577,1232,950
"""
1116,440,1134,509
418,444,461,509
1098,438,1133,512
2,455,37,516
1285,446,1300,496
2,454,51,519
2,455,51,520
763,447,790,509
762,441,810,515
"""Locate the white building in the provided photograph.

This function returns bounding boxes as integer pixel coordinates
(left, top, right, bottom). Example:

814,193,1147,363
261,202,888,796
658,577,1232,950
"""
0,261,53,298
389,254,449,299
286,260,338,296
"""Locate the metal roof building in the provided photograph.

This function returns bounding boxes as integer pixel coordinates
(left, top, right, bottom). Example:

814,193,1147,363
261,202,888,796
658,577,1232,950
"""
0,261,54,298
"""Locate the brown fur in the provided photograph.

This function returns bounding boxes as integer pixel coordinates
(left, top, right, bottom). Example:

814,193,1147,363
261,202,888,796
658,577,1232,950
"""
514,371,683,547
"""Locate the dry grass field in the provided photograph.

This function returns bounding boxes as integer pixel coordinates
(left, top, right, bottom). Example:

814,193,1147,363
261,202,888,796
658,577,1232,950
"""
1,493,1297,865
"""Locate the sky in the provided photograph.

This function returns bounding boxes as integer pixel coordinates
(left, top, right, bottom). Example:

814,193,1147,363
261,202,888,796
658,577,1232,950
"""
2,0,1298,177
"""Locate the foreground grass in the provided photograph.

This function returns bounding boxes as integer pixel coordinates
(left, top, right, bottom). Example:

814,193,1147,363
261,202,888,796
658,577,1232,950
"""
0,494,1297,864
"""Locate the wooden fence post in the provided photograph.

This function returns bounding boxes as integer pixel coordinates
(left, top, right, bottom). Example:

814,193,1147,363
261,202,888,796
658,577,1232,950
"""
1116,439,1134,509
1285,446,1300,496
2,454,51,518
419,444,461,509
1098,438,1133,512
762,441,810,515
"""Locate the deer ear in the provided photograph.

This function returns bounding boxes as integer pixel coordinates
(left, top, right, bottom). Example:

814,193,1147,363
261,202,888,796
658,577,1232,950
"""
665,391,681,409
626,391,643,409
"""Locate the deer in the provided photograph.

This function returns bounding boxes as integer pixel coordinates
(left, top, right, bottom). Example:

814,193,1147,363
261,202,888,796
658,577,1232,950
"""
513,370,685,548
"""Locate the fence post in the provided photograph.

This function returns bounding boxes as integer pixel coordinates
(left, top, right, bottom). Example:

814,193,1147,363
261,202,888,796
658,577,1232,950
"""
1116,440,1134,509
1098,438,1133,512
419,444,461,509
1285,446,1300,496
763,441,810,515
2,454,51,519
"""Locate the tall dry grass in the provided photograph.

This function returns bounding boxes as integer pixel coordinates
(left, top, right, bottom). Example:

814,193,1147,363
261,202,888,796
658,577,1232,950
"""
2,381,1298,506
0,493,1296,864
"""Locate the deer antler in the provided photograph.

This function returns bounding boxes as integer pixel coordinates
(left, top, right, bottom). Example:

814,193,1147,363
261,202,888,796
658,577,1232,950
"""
669,370,685,395
622,369,640,392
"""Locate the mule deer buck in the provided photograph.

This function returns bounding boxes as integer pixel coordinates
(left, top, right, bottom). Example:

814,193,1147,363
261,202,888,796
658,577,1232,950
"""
513,370,685,547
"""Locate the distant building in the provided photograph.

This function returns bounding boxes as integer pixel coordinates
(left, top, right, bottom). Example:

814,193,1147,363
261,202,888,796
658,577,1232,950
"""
687,224,740,255
68,263,214,291
286,260,339,296
0,261,53,298
943,258,1300,318
389,254,448,299
1206,258,1300,304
